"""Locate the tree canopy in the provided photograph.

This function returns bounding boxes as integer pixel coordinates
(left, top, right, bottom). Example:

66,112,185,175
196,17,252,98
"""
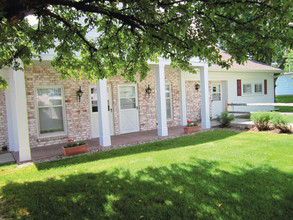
0,0,292,88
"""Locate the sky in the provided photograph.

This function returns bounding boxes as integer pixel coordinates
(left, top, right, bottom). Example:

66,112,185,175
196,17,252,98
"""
27,15,38,25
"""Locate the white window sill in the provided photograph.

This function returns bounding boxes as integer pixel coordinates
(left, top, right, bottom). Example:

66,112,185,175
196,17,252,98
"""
38,131,67,139
242,93,264,97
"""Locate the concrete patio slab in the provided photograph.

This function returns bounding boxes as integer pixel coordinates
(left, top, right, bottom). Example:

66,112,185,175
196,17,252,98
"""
10,119,254,164
0,153,15,165
13,126,205,163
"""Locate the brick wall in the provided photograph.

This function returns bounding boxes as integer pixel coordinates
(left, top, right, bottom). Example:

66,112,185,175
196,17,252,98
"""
185,81,212,122
0,89,8,149
106,65,181,134
186,81,201,121
25,61,91,148
24,62,194,148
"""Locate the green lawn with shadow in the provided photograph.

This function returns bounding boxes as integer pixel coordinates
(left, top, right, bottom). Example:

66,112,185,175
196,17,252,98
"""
276,95,293,113
0,130,292,219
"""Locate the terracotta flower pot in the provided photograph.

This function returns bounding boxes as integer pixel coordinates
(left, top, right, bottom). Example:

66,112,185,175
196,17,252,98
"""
63,144,88,156
184,126,200,134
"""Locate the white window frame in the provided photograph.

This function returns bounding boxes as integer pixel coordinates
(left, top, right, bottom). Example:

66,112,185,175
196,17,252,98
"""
243,83,253,95
254,83,263,94
242,80,264,96
165,83,173,121
35,85,67,138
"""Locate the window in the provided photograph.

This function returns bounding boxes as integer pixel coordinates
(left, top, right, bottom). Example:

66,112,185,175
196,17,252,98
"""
212,84,221,101
165,83,172,120
36,86,66,136
254,83,263,93
119,85,136,109
91,88,98,112
243,84,252,94
243,82,263,95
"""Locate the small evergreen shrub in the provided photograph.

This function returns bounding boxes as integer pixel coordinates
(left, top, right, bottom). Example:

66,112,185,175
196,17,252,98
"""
270,112,291,133
215,111,235,128
251,112,292,132
250,112,271,131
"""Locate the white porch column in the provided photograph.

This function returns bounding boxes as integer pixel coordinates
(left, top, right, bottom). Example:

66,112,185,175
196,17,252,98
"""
156,63,168,136
6,66,31,161
200,65,211,129
179,70,187,126
97,78,111,146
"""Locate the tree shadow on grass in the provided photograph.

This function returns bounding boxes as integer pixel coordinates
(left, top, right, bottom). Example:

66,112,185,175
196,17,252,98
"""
2,159,292,219
36,130,238,171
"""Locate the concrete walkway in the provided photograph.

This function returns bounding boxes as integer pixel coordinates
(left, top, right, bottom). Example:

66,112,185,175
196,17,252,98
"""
0,153,15,165
6,119,254,164
12,126,192,163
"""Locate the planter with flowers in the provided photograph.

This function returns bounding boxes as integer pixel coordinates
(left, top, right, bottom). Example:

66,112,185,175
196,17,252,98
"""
63,139,88,156
184,120,200,134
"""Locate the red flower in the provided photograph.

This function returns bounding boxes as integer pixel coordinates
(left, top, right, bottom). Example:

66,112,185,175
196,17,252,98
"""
187,120,190,123
68,139,74,142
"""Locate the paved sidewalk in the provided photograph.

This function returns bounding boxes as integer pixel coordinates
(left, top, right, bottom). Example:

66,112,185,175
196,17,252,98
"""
0,153,15,165
13,126,191,163
7,119,254,164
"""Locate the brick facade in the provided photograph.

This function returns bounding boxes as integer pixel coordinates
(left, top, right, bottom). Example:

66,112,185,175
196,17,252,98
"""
186,81,201,122
0,89,8,149
185,81,212,122
2,62,202,149
105,65,181,134
25,61,91,148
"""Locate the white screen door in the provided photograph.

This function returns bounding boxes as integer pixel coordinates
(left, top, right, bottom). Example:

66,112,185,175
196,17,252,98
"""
119,84,139,134
211,82,223,118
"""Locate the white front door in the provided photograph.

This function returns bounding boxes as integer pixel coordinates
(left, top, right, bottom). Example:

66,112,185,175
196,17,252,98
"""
119,84,139,134
90,85,114,138
211,82,223,118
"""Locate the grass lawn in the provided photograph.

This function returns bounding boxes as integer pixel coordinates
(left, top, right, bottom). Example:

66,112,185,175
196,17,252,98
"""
0,130,292,219
276,95,293,112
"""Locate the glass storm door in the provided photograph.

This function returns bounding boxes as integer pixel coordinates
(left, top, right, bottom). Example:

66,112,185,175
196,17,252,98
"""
119,84,139,134
211,82,223,118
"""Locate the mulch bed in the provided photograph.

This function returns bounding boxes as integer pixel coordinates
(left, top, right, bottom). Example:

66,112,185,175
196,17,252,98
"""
247,126,292,134
214,125,292,135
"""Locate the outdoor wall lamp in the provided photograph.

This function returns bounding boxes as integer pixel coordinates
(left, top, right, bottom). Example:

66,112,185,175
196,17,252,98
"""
77,86,84,102
145,84,152,97
195,83,200,91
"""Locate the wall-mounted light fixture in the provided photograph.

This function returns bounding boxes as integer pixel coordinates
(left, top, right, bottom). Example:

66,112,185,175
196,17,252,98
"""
195,83,200,91
145,84,152,97
77,86,84,102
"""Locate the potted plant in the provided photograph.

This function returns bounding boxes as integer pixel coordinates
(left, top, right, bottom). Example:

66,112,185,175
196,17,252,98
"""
63,139,88,156
184,120,200,134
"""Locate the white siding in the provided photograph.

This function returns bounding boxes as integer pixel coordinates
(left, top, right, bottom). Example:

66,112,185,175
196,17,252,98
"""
183,69,275,113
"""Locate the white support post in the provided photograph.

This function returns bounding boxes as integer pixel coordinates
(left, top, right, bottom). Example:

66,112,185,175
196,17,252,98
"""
156,63,168,136
5,69,16,152
8,66,32,161
97,78,111,146
200,65,211,129
179,70,187,126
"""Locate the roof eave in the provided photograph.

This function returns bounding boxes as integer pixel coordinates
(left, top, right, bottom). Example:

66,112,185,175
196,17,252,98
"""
208,67,283,74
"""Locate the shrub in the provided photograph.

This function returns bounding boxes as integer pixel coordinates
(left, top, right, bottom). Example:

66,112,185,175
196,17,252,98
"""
215,111,235,128
270,112,291,133
250,112,271,131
